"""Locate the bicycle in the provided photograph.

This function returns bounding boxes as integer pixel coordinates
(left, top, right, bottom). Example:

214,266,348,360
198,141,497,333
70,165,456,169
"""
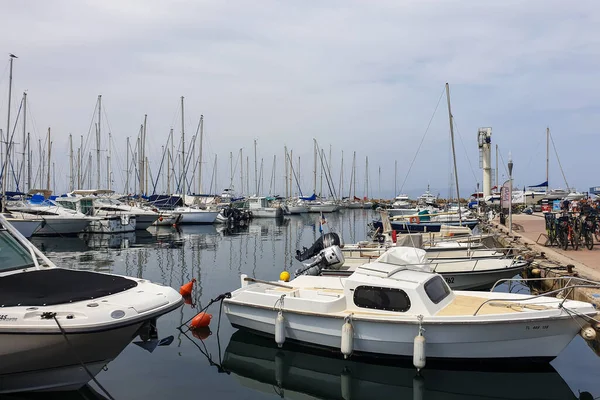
555,215,570,250
544,212,557,247
579,213,596,250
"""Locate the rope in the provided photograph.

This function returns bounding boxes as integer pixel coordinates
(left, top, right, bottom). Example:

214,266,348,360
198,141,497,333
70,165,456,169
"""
548,130,570,189
47,313,116,400
178,291,231,330
399,87,445,194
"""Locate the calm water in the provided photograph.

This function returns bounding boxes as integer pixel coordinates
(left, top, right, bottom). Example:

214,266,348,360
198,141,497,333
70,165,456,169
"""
18,210,600,399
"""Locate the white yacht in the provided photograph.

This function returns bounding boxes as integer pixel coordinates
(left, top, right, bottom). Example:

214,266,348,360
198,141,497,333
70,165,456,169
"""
55,196,136,233
0,214,183,393
7,197,92,236
224,253,596,362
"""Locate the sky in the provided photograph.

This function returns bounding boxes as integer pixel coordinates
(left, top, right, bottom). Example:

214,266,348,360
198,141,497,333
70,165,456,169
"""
1,0,599,199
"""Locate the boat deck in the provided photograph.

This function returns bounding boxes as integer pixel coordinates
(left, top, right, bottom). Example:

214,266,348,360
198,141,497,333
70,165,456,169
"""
436,295,550,316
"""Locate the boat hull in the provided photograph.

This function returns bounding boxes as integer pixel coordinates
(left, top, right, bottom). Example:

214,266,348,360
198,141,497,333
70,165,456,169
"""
134,214,159,230
0,322,143,393
85,216,136,233
285,205,309,214
373,220,479,233
251,208,283,218
5,220,42,238
32,218,90,236
176,210,219,224
308,204,338,213
225,303,581,360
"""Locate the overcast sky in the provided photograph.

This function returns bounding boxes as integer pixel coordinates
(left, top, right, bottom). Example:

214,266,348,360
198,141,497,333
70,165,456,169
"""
1,0,599,198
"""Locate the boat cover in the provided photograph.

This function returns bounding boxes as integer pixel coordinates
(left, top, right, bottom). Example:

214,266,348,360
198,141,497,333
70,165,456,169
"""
0,268,138,307
376,246,429,268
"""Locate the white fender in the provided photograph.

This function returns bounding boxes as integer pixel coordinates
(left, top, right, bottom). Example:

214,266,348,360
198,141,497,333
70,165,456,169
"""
581,325,597,341
341,316,353,359
275,311,286,348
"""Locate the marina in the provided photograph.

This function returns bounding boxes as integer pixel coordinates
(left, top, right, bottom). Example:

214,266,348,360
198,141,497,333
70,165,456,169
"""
2,2,600,398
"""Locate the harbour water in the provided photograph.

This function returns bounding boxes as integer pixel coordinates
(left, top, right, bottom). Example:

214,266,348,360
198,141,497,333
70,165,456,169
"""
18,210,600,399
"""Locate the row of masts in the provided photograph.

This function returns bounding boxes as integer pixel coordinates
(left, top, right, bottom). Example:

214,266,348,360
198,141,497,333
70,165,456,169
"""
2,55,463,201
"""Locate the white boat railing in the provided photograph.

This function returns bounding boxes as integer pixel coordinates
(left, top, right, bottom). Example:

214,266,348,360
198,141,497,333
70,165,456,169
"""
472,284,600,316
490,276,600,293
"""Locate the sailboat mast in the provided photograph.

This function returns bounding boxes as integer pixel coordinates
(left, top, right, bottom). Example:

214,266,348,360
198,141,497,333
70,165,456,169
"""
394,160,397,197
198,115,204,193
365,156,369,200
340,151,344,199
313,139,317,195
445,83,462,225
284,146,288,198
240,149,245,195
289,149,293,197
22,91,27,191
96,95,101,189
107,133,112,190
27,132,31,191
126,137,130,194
46,128,52,191
69,134,73,192
180,96,185,197
546,127,550,188
254,139,258,195
352,151,356,200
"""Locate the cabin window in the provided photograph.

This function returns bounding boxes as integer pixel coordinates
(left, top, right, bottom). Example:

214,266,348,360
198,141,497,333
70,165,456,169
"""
424,276,451,304
80,200,94,216
353,285,411,312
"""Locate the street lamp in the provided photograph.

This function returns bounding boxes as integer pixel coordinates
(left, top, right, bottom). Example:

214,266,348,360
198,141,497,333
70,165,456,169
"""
508,152,513,235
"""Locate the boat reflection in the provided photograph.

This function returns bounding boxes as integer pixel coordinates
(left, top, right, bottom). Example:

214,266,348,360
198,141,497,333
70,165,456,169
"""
1,384,109,399
79,232,136,249
223,331,578,400
29,236,89,254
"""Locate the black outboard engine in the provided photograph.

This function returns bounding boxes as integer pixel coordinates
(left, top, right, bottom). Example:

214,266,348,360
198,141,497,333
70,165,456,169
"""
294,245,345,277
295,232,341,262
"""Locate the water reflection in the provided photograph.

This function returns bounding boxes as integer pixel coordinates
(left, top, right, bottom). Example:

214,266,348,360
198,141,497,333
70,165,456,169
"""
223,331,577,400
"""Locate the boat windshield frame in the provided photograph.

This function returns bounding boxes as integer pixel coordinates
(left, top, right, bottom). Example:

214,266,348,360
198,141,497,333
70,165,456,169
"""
0,229,36,272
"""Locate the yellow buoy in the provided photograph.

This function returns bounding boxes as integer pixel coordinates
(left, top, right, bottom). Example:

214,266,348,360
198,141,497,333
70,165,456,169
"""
531,268,541,277
280,271,290,282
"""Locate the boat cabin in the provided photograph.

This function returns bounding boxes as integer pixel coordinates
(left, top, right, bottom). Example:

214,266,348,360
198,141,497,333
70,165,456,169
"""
248,197,270,210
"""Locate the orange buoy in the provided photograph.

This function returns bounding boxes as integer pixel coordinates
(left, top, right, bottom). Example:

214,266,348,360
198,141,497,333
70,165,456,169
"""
180,278,196,297
158,216,164,222
183,293,193,306
191,326,212,340
190,312,212,329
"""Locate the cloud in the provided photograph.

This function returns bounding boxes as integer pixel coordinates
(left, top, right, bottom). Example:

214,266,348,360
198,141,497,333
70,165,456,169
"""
0,0,599,196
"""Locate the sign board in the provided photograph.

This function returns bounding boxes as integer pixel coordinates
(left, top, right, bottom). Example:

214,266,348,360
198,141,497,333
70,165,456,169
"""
590,186,600,195
553,200,561,211
500,180,511,210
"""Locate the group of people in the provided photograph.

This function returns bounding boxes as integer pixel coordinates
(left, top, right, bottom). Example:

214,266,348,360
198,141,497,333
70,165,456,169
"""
560,197,600,214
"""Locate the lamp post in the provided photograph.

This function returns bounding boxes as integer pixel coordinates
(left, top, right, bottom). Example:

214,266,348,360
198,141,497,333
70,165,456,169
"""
508,152,513,235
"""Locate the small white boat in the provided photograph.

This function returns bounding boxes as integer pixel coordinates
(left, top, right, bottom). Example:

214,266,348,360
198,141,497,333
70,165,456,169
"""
224,254,596,362
247,196,283,218
0,214,183,393
173,206,219,224
307,201,339,213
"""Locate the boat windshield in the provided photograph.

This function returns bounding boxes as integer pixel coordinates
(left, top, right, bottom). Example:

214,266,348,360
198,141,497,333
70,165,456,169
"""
0,230,35,272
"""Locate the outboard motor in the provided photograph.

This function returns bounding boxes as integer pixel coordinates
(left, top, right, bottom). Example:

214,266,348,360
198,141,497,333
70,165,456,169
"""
295,232,341,262
294,245,345,277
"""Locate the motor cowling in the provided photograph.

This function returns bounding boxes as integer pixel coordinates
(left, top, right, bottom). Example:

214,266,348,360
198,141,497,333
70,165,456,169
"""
295,232,341,262
294,245,345,276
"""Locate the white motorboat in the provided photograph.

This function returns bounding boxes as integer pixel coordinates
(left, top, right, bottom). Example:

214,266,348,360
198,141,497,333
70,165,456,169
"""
55,197,136,233
247,196,283,218
174,206,219,224
307,201,339,213
7,199,92,236
224,253,596,362
0,214,183,393
68,191,159,230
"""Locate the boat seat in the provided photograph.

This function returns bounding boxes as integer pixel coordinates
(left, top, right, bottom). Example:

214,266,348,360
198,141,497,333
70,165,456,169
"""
0,268,138,307
436,295,550,316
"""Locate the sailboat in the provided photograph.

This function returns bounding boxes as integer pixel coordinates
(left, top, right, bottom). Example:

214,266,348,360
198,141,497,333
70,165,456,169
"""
521,128,585,205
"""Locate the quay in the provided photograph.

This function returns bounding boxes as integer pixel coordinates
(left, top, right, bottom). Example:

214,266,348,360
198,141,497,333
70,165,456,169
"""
484,213,600,354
